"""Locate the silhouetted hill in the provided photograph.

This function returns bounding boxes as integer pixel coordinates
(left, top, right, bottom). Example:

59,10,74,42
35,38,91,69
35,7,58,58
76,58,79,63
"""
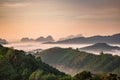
50,33,120,44
36,36,45,42
58,34,83,41
35,47,120,75
36,35,54,42
80,43,120,52
46,35,55,42
0,38,8,44
20,35,55,42
21,37,34,42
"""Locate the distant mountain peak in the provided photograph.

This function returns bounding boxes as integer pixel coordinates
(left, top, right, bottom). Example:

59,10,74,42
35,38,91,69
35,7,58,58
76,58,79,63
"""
20,35,55,42
46,35,54,41
36,36,45,41
36,35,54,42
21,37,34,42
0,38,8,44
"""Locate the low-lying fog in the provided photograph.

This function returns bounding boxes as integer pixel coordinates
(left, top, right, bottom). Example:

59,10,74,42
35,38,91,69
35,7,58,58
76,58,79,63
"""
4,42,90,51
4,42,120,56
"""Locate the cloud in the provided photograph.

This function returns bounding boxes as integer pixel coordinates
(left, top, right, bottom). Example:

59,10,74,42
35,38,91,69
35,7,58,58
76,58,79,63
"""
74,14,120,22
63,0,120,8
0,0,120,22
0,0,33,3
0,0,120,12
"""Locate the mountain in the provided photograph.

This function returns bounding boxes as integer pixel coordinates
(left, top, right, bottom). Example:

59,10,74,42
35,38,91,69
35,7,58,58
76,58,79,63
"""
46,35,55,42
36,35,54,42
0,45,66,80
0,38,8,44
80,43,120,52
20,35,55,42
50,33,120,44
21,37,34,42
35,47,120,75
36,36,45,42
0,45,120,80
58,34,83,41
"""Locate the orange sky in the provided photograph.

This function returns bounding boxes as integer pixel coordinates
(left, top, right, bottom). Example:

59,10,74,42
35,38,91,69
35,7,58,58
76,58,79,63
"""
0,26,120,41
0,0,120,41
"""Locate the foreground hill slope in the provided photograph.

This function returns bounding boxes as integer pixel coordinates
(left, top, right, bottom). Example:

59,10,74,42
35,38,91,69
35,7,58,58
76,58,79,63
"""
0,45,65,80
35,47,120,75
0,45,120,80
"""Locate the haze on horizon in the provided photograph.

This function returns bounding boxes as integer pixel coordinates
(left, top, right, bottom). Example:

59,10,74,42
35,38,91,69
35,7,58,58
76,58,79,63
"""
0,0,120,41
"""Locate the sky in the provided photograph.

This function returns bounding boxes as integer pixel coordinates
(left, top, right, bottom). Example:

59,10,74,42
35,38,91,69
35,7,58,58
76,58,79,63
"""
0,0,120,41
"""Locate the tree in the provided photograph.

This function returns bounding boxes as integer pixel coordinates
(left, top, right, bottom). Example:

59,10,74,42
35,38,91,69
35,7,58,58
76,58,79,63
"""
60,75,72,80
0,54,17,80
100,51,104,55
74,71,92,80
29,70,43,80
42,74,58,80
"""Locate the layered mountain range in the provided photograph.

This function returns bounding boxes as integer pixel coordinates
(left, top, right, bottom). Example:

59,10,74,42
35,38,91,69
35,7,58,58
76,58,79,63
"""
46,33,120,44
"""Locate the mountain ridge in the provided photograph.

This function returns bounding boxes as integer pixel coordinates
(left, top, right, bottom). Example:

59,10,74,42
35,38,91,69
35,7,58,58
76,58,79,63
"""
35,47,120,75
0,38,8,44
80,43,120,52
46,33,120,44
20,35,54,42
36,35,54,42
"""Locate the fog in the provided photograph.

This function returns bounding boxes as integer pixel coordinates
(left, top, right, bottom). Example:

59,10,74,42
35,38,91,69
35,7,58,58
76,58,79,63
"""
4,42,120,56
4,42,91,51
83,50,120,56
